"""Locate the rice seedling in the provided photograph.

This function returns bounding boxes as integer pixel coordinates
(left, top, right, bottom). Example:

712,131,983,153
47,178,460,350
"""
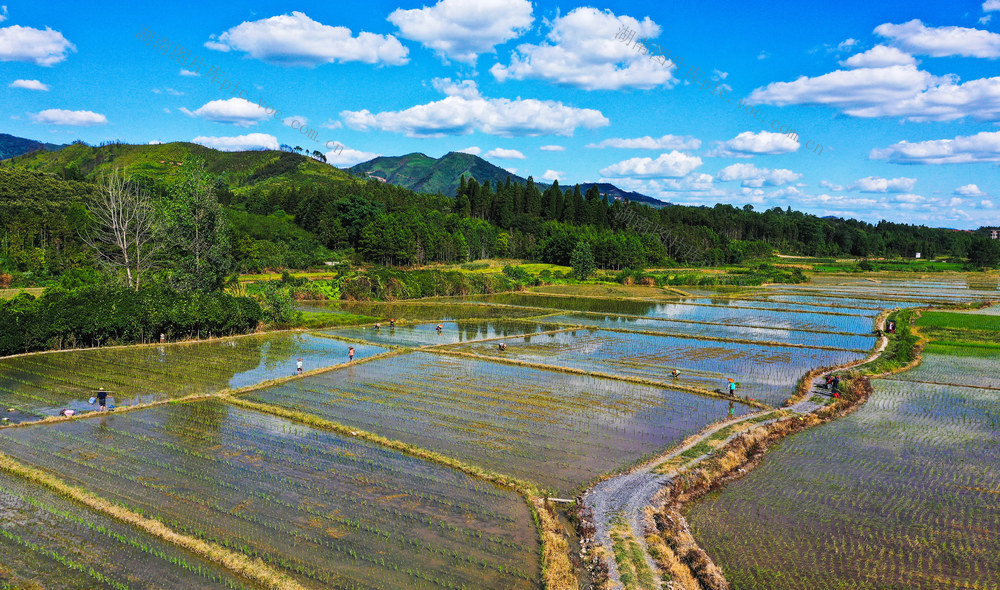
0,469,259,589
0,401,539,590
0,332,385,423
242,352,754,495
323,319,561,348
445,329,865,407
684,308,1000,590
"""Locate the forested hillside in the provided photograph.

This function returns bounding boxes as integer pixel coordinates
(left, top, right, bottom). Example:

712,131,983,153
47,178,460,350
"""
1,142,996,286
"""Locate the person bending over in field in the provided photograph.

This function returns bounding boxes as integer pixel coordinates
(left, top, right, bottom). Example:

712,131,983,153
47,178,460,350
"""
389,318,396,328
436,323,443,333
59,409,76,417
671,369,680,378
497,342,507,351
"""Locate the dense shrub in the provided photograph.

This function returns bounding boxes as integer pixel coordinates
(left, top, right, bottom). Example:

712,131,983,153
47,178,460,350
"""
0,286,262,355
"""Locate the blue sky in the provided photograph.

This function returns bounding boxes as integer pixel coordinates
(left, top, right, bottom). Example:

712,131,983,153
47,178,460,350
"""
2,0,999,228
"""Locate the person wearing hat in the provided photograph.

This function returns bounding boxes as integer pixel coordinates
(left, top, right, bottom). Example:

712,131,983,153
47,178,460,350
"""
296,358,304,373
727,378,737,397
348,346,355,362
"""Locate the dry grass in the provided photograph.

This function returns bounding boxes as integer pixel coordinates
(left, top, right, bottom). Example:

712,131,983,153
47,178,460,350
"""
533,498,580,590
0,452,307,590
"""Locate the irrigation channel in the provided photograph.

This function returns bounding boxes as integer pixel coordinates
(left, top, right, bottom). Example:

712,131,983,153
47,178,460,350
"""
0,274,997,590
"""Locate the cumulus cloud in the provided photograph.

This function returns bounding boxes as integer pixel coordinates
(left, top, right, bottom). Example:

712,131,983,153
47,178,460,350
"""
987,0,1000,11
205,11,408,66
29,109,107,126
603,173,719,198
181,98,272,127
723,131,800,155
0,6,6,23
340,83,608,137
389,0,532,64
484,147,526,159
326,146,379,167
9,79,48,91
282,115,308,127
586,134,701,150
192,133,279,151
955,184,986,197
820,180,845,191
875,19,1000,58
717,163,801,187
599,151,703,178
0,25,75,66
320,119,343,129
539,145,565,151
841,45,916,68
541,169,565,181
457,146,481,155
491,7,676,90
870,131,1000,164
179,69,200,76
850,176,917,193
430,77,481,99
748,64,1000,122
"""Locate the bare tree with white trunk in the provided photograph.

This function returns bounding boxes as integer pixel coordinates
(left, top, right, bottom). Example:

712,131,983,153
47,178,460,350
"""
81,168,160,290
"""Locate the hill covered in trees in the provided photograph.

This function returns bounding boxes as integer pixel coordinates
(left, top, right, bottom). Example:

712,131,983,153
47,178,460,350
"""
2,141,997,287
348,151,666,206
0,133,68,160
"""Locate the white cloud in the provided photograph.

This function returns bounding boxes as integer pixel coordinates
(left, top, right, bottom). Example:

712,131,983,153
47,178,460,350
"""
431,77,481,99
388,0,532,64
192,133,279,151
892,193,926,204
981,15,993,25
0,25,75,66
320,119,343,130
491,7,676,90
717,163,801,187
850,176,917,193
340,85,608,137
870,131,1000,164
987,0,1000,11
162,107,170,114
457,146,481,155
0,6,7,23
9,79,48,91
179,68,200,76
505,167,518,175
29,109,107,126
600,151,703,178
749,64,1000,122
541,169,564,181
586,134,701,150
875,19,1000,58
539,145,565,151
484,147,526,159
182,98,272,127
206,11,408,66
326,146,378,167
820,180,845,191
282,115,308,127
841,45,916,68
712,69,728,80
837,38,859,51
723,131,800,155
604,173,719,198
982,199,995,208
955,184,986,196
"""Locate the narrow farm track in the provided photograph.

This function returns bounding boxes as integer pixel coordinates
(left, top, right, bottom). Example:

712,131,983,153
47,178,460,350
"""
581,314,891,589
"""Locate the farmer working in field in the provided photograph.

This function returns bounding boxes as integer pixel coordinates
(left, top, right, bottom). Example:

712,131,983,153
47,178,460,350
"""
296,358,304,374
94,388,111,412
436,323,443,333
727,378,737,397
671,369,680,378
831,376,841,398
348,347,355,362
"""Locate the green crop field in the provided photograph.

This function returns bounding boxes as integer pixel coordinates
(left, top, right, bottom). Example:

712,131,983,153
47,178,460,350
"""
2,274,998,588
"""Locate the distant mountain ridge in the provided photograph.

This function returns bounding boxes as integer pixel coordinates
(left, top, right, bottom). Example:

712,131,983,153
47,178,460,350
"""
0,133,69,160
349,151,668,207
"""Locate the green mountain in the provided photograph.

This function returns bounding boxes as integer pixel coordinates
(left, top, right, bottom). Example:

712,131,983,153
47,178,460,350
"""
4,141,359,194
349,151,667,207
0,133,68,160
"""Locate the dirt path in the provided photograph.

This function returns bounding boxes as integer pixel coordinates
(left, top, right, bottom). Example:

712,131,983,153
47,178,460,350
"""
581,314,891,589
